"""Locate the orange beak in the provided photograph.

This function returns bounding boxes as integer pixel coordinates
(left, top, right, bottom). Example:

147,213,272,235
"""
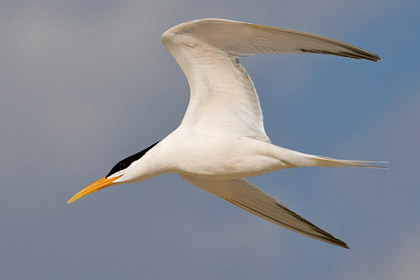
67,176,121,204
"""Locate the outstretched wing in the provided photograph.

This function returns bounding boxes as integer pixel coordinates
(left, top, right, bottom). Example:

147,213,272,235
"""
162,19,380,141
181,174,349,248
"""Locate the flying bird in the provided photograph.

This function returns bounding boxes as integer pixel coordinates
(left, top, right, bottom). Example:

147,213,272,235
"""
68,19,385,248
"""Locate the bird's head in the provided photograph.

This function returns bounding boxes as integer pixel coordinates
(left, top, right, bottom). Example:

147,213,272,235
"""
67,141,160,204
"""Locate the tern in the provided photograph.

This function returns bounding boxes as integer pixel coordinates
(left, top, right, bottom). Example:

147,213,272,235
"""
68,19,385,248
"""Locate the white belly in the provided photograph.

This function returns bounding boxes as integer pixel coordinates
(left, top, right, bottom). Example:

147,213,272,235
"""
161,131,289,179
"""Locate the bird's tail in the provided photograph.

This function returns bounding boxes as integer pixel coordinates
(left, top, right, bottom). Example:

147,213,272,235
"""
303,154,388,169
268,144,388,169
272,145,388,169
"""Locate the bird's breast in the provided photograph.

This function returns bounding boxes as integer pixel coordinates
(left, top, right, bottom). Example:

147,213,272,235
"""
160,132,283,179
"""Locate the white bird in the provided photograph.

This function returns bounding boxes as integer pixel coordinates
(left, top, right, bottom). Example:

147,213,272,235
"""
68,19,385,248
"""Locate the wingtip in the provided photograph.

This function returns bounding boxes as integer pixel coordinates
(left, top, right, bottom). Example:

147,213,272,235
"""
364,50,381,62
337,240,350,249
322,234,349,248
369,54,382,62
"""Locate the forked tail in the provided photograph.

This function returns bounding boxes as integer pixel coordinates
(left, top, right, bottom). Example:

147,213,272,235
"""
273,146,388,169
305,154,389,169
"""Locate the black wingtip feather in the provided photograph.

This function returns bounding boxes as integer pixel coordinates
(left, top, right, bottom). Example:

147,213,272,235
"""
299,48,381,62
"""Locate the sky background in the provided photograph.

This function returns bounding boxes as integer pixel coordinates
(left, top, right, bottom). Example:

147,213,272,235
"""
1,0,419,279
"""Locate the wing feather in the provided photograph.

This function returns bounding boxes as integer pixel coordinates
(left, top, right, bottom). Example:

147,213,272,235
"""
181,174,349,248
161,19,380,140
162,18,380,60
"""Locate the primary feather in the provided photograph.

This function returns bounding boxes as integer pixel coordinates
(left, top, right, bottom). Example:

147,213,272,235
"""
182,175,349,248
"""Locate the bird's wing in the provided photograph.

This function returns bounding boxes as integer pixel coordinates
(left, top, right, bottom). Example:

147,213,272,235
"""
181,174,349,248
162,19,380,141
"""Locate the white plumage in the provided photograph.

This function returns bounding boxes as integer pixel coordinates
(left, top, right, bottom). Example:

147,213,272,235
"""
68,19,385,248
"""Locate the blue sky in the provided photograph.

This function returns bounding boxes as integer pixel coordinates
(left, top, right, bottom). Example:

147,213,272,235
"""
1,0,419,279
